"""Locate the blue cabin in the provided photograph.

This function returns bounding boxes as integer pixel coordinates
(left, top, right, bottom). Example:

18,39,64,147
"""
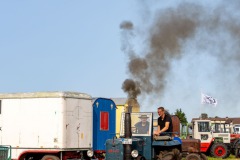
92,98,116,153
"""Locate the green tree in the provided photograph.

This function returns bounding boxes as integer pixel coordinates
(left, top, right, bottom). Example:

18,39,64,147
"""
174,108,188,125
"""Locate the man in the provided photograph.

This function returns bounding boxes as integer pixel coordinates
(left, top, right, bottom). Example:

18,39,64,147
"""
134,114,150,134
154,106,173,136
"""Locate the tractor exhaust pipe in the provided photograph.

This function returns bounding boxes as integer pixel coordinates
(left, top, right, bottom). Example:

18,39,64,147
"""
124,110,132,160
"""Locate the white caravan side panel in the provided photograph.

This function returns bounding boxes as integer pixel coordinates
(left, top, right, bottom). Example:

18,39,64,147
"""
1,98,65,158
0,92,93,159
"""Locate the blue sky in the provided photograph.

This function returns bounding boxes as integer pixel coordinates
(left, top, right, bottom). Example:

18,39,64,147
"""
0,1,136,97
1,0,240,121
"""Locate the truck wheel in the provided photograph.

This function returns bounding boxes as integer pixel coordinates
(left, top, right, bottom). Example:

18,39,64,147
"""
186,153,201,160
210,143,229,159
41,155,60,160
200,153,207,160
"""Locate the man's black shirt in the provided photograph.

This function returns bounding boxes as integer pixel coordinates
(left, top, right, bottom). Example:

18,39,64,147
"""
158,114,173,133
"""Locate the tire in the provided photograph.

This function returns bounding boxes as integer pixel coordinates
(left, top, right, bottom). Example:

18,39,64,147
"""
172,148,181,160
231,138,240,155
136,155,146,160
235,148,240,158
162,152,175,160
200,153,207,160
178,153,182,160
210,143,229,159
41,155,60,160
186,153,201,160
156,151,175,160
156,149,181,160
163,149,181,160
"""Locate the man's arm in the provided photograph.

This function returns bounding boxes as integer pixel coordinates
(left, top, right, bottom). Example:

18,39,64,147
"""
154,125,161,135
154,122,170,135
160,121,170,133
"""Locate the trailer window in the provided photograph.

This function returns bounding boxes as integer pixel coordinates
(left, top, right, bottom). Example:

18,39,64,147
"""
100,112,109,130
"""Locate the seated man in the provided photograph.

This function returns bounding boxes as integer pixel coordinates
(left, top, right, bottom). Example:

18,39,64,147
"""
134,115,150,134
154,106,173,136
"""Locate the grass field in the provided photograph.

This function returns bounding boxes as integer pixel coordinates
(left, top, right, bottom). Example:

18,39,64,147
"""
181,154,238,160
207,155,237,160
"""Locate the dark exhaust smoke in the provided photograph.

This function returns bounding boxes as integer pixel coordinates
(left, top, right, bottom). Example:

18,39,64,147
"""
120,3,200,98
120,1,240,118
122,79,141,99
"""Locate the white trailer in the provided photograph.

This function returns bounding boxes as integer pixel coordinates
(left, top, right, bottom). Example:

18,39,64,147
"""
0,91,93,160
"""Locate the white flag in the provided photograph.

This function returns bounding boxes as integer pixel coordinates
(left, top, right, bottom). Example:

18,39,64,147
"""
201,93,217,106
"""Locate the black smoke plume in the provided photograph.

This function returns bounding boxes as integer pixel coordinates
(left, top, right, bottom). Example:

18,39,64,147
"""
120,1,240,107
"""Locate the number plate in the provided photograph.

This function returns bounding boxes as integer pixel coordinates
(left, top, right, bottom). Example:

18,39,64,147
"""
122,138,132,144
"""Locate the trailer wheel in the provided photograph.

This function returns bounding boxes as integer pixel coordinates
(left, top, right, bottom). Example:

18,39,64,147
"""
200,153,207,160
41,155,60,160
186,153,201,160
210,143,229,159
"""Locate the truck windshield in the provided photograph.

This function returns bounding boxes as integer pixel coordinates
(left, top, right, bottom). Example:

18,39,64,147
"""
120,112,152,137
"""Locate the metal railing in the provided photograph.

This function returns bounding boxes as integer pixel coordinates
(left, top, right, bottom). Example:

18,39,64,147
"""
0,145,11,160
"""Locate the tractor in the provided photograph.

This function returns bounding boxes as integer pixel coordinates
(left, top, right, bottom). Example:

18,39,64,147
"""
105,112,182,159
105,112,206,160
191,119,231,158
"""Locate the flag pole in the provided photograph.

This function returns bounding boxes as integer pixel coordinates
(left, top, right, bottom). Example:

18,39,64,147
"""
200,89,203,119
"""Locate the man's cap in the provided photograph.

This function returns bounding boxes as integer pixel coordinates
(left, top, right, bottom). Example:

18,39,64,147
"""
138,115,149,119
